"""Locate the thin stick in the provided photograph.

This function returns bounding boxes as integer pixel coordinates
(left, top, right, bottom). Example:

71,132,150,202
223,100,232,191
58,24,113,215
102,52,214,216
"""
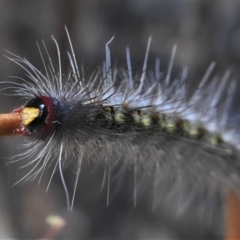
225,190,240,240
0,112,22,137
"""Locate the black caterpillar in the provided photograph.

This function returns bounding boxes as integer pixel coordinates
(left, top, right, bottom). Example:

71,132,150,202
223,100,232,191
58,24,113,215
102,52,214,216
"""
4,28,240,239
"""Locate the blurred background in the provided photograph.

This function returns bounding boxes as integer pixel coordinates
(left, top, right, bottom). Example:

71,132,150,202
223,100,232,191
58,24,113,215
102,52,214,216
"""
0,0,240,239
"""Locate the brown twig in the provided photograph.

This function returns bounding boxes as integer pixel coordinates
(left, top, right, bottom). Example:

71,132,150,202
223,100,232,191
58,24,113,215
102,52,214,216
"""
225,190,240,240
39,215,66,240
0,112,22,137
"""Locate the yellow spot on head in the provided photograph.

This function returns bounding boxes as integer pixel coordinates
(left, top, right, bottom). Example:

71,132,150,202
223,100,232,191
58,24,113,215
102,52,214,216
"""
22,107,40,126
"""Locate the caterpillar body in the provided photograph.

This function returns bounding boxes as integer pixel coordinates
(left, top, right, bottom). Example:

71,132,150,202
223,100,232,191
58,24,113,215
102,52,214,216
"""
4,28,240,239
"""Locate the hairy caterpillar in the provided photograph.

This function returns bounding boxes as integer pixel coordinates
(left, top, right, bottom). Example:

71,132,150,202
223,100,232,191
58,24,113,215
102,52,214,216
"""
3,27,240,239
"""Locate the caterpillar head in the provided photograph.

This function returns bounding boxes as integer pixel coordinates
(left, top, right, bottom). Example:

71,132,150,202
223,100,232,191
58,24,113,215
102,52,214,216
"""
14,96,58,139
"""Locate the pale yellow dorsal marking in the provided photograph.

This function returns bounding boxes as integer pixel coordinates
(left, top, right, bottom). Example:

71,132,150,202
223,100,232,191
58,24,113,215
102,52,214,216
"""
22,107,40,126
